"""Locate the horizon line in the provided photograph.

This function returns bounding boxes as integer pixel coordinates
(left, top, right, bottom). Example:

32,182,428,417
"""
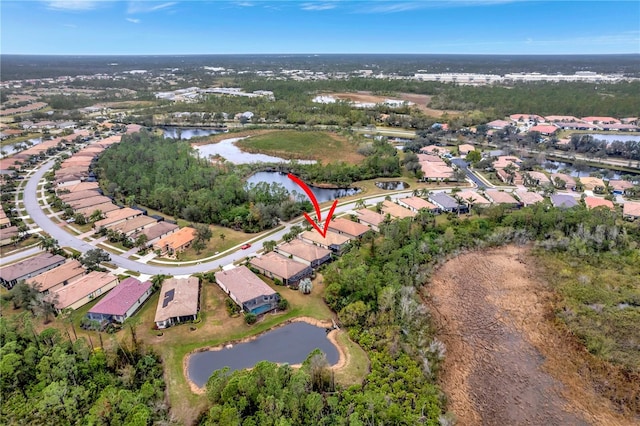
2,52,639,57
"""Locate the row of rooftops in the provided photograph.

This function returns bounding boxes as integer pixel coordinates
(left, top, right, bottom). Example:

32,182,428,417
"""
486,115,639,133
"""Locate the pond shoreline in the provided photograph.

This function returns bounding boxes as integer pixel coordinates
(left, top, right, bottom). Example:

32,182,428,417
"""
183,316,347,394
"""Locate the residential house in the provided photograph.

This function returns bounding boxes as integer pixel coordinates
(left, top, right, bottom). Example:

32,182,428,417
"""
515,190,545,206
107,215,158,237
581,116,620,125
550,194,579,209
56,181,100,193
93,208,142,229
417,154,456,181
86,277,153,324
250,251,312,286
458,144,476,156
608,180,634,195
397,196,439,213
622,202,640,221
544,115,580,123
51,271,119,312
0,253,66,289
0,226,20,247
154,277,200,329
60,189,102,203
420,145,452,156
215,266,279,315
132,221,179,245
496,169,523,185
328,217,370,239
68,195,113,211
455,190,491,208
27,259,85,294
584,196,615,211
523,171,551,187
550,173,577,190
428,192,465,213
354,208,385,232
382,200,417,219
152,226,197,256
528,125,558,136
493,155,521,170
579,177,606,193
299,230,351,254
275,239,332,268
0,208,11,228
486,119,511,130
76,202,121,219
484,190,520,206
510,114,545,123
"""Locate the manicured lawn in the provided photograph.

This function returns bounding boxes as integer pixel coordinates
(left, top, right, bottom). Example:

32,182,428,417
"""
236,130,364,164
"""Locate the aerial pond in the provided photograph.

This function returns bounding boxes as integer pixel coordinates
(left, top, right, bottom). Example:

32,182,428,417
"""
187,321,340,388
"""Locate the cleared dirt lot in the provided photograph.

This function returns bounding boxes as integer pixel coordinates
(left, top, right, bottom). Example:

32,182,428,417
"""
427,245,634,425
329,91,460,117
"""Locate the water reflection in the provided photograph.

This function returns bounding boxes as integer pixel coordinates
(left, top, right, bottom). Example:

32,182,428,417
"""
247,171,360,202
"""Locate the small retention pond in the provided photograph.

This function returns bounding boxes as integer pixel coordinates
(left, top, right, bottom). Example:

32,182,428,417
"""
247,171,361,203
162,127,224,140
375,181,409,190
187,321,340,388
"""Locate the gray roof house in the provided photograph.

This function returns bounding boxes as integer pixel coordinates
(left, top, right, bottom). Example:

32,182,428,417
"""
215,266,280,315
551,194,579,209
0,253,66,289
429,192,466,213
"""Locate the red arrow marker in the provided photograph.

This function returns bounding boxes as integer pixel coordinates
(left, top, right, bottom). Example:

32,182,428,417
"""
288,173,338,238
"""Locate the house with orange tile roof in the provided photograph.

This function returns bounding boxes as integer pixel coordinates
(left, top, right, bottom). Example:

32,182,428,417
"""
328,217,371,239
550,173,576,190
484,190,520,206
584,196,614,211
493,155,521,170
523,171,551,187
455,191,491,207
56,181,100,193
51,271,118,312
27,260,85,294
623,202,640,220
250,251,312,287
153,226,197,256
458,144,476,156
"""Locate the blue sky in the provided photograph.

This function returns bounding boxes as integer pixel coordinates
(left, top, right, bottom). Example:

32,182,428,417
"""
2,1,639,55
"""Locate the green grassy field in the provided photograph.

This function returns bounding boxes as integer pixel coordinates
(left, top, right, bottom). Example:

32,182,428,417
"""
236,130,364,164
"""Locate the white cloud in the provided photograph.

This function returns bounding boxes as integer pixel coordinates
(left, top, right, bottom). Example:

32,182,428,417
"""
126,17,141,23
45,0,102,10
235,1,255,7
301,2,337,11
127,1,176,14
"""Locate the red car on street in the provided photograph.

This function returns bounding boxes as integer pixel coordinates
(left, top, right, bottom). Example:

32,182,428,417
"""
241,243,251,250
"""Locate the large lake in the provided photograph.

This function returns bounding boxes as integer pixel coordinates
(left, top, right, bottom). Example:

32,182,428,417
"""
187,321,340,388
195,137,316,165
247,171,361,202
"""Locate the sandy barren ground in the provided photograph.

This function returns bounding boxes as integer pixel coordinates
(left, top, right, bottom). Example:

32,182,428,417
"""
427,245,634,426
330,91,461,117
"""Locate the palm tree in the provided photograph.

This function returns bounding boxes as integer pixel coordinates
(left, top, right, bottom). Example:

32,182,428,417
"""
89,209,104,223
465,196,476,215
355,199,366,210
38,235,59,253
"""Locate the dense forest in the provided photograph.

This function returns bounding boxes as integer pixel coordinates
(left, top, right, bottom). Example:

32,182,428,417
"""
197,204,640,424
95,131,400,230
0,314,171,425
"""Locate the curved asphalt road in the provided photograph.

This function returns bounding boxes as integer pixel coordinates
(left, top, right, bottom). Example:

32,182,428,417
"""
24,159,421,275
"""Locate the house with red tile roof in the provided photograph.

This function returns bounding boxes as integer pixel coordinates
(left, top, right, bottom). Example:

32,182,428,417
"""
87,277,153,324
584,196,614,211
250,251,312,287
528,125,558,136
215,266,279,315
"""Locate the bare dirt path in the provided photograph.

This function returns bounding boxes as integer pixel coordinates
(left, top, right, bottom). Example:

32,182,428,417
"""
427,245,633,426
